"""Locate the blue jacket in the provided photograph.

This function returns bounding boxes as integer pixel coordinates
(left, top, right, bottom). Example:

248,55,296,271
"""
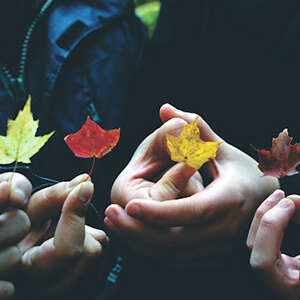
0,0,146,218
0,3,146,297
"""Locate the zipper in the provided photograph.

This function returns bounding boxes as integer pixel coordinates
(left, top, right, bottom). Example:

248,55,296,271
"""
0,0,55,103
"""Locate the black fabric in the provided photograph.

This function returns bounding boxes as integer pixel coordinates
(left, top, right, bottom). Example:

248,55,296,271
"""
117,1,300,299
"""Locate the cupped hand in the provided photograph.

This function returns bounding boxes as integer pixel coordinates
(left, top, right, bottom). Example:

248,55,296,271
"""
17,174,108,299
247,190,300,300
105,104,279,269
0,173,31,299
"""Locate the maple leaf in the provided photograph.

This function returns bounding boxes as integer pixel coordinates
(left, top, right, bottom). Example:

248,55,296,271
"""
166,117,222,169
64,116,120,175
253,129,300,179
0,96,54,165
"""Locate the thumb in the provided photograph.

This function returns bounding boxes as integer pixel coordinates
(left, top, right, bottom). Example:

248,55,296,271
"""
130,117,189,163
148,162,197,201
54,181,93,250
160,103,223,143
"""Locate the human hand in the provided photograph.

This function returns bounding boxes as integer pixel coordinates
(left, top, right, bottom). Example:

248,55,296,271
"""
247,190,300,300
0,172,31,299
105,104,279,269
17,174,108,299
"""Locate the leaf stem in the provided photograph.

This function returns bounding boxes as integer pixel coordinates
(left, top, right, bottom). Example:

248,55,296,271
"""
9,161,18,186
88,156,96,178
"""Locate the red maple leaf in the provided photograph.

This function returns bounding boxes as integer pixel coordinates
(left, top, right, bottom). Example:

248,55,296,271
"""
64,116,120,175
253,129,300,178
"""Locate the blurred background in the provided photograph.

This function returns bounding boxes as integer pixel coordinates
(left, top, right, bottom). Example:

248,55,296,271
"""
134,0,161,37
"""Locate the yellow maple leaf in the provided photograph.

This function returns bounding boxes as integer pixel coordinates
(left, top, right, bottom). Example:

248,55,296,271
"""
166,117,222,169
0,96,54,165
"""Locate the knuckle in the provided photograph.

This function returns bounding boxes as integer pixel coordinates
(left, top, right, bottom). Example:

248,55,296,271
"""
42,182,66,207
249,255,272,271
65,244,84,257
165,178,181,196
84,242,103,257
13,210,30,233
0,281,15,299
8,246,22,266
95,230,108,244
69,204,88,218
0,210,30,240
259,212,279,231
153,178,181,201
254,206,266,221
0,246,22,277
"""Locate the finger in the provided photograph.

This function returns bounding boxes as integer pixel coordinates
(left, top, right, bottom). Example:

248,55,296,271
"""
22,182,94,269
159,104,226,180
54,181,94,254
106,204,231,248
180,171,204,197
159,103,223,143
0,210,30,249
111,118,193,207
125,180,235,226
287,194,300,223
83,232,103,256
85,226,108,245
130,117,189,162
0,173,32,210
26,174,90,225
0,246,22,277
18,220,51,254
0,281,15,299
105,205,237,271
0,183,10,213
250,198,295,270
246,190,285,249
105,204,170,246
149,162,197,201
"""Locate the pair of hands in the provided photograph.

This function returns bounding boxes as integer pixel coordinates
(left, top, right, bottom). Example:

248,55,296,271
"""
0,172,107,299
105,104,279,269
247,190,300,300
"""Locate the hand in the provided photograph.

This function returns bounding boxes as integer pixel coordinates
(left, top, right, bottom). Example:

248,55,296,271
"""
0,172,31,299
247,190,300,300
105,104,279,269
17,174,108,299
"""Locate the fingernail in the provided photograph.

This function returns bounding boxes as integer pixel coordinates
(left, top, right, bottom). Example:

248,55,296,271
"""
106,209,117,223
269,190,284,202
10,188,27,205
126,203,141,217
66,174,88,189
278,198,293,209
104,217,116,231
78,182,93,203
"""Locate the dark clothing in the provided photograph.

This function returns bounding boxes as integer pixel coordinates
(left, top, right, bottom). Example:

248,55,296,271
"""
0,3,149,298
0,0,145,218
132,0,300,170
116,1,300,300
1,1,299,300
0,1,146,296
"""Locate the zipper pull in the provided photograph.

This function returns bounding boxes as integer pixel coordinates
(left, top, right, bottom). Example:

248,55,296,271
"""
0,65,27,103
11,77,27,103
